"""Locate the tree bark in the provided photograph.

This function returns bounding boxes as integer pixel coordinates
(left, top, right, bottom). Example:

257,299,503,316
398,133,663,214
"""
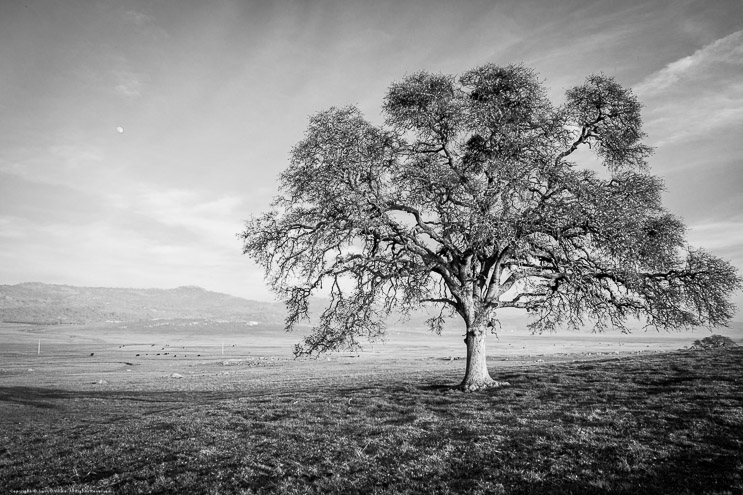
460,326,505,391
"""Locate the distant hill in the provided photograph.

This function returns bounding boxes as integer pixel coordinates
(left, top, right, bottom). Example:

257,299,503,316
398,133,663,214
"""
0,282,287,325
0,282,497,330
3,282,738,335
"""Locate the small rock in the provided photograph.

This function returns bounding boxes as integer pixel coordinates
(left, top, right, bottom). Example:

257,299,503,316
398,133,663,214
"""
95,379,108,385
170,373,183,379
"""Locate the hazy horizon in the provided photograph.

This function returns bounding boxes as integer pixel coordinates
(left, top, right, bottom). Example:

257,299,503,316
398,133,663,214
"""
1,0,742,311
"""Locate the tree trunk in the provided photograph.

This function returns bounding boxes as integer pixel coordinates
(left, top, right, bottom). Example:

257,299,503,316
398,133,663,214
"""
459,327,507,392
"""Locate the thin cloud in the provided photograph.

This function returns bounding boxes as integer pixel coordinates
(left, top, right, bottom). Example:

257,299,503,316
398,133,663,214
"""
0,216,27,239
687,220,743,255
105,51,148,100
636,30,743,146
72,45,149,101
122,9,153,27
636,30,743,95
0,143,105,190
112,69,145,99
135,188,245,251
120,6,168,41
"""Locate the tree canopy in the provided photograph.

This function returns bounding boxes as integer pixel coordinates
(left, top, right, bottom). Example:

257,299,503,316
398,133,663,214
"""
240,64,741,390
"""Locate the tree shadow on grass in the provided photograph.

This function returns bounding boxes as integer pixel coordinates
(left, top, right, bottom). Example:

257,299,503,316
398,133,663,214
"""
0,386,253,424
419,382,459,392
0,386,86,410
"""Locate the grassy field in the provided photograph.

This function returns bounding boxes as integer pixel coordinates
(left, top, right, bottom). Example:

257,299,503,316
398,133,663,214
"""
1,322,742,494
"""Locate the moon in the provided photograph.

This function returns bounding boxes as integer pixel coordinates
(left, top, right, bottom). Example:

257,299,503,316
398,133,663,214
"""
116,126,124,134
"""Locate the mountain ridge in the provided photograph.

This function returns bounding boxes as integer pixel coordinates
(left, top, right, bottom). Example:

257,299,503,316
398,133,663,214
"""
0,282,286,325
3,282,739,334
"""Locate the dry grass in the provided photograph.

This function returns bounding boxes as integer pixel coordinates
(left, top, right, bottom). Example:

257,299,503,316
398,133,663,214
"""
1,347,742,494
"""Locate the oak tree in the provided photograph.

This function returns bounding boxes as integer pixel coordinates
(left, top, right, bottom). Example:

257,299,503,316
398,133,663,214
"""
240,64,741,391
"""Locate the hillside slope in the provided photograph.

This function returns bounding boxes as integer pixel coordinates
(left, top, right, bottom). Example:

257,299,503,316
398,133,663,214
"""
3,283,739,339
0,283,285,324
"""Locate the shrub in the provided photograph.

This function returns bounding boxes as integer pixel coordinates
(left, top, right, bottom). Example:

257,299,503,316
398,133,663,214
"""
691,334,738,350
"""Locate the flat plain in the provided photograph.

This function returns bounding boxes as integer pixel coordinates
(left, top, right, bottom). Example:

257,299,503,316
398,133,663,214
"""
1,320,742,493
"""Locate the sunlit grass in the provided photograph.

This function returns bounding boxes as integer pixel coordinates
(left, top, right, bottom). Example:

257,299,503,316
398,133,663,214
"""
1,348,741,494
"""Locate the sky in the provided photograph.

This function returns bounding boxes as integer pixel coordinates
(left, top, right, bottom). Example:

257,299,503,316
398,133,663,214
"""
1,0,742,313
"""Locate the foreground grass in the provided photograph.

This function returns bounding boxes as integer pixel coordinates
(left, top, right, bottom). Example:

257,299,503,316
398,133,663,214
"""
1,349,742,494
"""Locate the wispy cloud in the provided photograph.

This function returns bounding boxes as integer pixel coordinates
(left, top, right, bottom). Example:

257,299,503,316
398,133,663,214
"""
72,48,148,101
636,30,743,146
112,68,145,99
686,219,743,261
101,51,148,100
636,30,743,95
0,216,27,239
134,187,245,251
122,9,153,27
0,143,105,190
